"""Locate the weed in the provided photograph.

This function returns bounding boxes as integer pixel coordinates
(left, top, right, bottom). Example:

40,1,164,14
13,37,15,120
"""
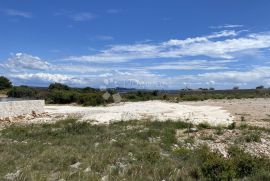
239,123,248,129
197,122,211,129
245,131,261,142
228,122,236,129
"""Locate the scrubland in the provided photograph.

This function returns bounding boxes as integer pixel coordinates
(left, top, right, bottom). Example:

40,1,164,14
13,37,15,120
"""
1,118,270,180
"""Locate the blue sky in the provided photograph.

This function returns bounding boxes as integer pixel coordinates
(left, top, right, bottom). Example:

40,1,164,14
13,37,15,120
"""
1,0,270,89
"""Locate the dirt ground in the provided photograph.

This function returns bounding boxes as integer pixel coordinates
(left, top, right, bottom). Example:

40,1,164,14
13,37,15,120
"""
182,98,270,128
1,98,270,128
36,101,234,126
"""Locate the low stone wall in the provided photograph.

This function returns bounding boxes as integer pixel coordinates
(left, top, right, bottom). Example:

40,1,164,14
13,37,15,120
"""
0,100,45,119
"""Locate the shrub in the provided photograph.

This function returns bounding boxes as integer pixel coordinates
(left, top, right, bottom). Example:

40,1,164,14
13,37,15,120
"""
48,82,70,91
78,94,104,106
0,76,12,90
47,90,78,104
245,131,261,142
82,87,97,93
7,86,37,98
228,146,257,178
201,151,233,180
152,90,159,96
228,122,236,129
239,123,248,129
197,122,211,129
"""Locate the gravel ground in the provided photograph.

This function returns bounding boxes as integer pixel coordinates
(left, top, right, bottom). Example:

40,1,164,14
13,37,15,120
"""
42,100,234,126
182,98,270,127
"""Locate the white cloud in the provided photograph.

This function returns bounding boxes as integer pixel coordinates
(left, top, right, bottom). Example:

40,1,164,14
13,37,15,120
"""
207,30,238,38
147,59,233,70
65,31,270,63
3,9,33,18
198,66,270,83
10,73,85,85
210,24,244,29
3,53,50,71
107,9,121,14
70,12,96,21
95,35,114,41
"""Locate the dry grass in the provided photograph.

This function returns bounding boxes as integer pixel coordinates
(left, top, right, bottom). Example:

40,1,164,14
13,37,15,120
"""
0,119,270,180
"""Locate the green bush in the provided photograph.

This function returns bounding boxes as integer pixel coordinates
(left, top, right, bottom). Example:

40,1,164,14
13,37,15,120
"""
201,153,233,180
0,76,12,90
228,146,257,178
48,82,70,91
7,86,37,98
245,131,261,142
228,122,236,129
197,122,211,129
47,90,78,104
78,94,104,106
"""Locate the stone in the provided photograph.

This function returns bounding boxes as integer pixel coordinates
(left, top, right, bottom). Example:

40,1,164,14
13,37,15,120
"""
4,170,21,181
70,162,81,169
84,167,91,173
101,175,109,181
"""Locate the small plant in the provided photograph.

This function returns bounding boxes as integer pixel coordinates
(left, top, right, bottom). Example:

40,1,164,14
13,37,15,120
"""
201,152,233,180
239,123,248,129
228,146,257,178
245,131,261,142
201,134,215,141
185,136,195,144
197,122,211,129
228,122,236,129
214,126,224,135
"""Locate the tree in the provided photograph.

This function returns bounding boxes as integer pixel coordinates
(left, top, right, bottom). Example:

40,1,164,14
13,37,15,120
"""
152,90,159,96
48,83,70,91
256,85,264,90
233,86,239,90
0,76,12,90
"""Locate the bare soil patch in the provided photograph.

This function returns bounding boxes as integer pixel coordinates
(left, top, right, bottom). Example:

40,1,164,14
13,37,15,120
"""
182,98,270,128
38,101,234,126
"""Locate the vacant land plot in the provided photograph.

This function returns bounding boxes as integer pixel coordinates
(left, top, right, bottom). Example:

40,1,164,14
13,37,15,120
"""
182,98,270,128
37,101,234,126
1,99,270,180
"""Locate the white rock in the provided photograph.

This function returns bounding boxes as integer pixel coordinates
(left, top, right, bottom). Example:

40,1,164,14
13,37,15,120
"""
84,167,91,173
4,170,21,181
101,175,109,181
70,162,81,169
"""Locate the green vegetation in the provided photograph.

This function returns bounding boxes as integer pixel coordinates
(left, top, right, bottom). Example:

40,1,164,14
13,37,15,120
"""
122,88,270,103
244,131,261,142
7,83,111,106
235,130,262,143
5,79,270,106
197,122,211,129
228,122,236,129
0,76,12,90
7,86,38,98
1,119,270,180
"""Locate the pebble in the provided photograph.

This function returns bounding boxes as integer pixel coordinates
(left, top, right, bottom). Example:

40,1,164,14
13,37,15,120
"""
70,162,81,169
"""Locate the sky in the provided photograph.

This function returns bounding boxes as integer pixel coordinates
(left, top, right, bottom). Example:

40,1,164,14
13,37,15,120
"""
1,0,270,89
